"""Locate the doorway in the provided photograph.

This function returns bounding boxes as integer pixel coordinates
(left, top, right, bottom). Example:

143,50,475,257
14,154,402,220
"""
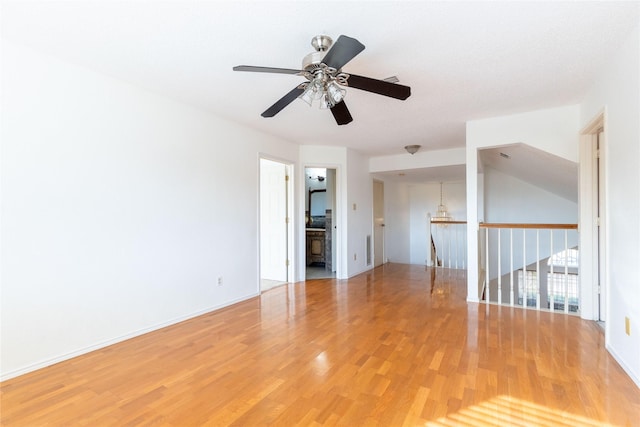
259,158,293,292
579,114,607,325
373,179,385,267
595,129,606,323
305,167,337,280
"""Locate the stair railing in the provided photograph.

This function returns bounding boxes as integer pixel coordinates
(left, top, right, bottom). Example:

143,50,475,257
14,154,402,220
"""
479,223,579,314
429,217,467,269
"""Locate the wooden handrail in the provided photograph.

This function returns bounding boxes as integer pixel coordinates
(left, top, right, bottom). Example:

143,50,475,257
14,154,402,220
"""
430,235,441,267
479,223,577,229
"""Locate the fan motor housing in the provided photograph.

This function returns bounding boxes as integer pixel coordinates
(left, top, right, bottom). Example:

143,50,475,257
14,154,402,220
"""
302,51,327,71
302,35,334,71
311,35,333,51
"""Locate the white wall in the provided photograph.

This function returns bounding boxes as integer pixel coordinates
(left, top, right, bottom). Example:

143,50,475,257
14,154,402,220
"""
580,21,640,387
382,181,411,264
484,168,578,224
369,147,467,267
369,147,465,173
409,182,466,265
346,149,374,277
466,105,581,302
375,179,466,266
484,167,578,278
466,105,580,163
0,40,299,380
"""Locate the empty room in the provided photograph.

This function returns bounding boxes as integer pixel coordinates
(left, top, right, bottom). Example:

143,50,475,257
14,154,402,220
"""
1,1,640,425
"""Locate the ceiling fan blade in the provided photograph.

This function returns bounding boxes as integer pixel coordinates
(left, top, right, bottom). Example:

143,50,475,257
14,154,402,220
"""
261,86,305,118
233,65,302,75
330,101,353,125
347,74,411,100
322,35,365,70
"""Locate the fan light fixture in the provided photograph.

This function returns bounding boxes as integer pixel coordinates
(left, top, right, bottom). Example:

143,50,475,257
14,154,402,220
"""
405,145,421,155
300,75,347,109
299,37,350,109
233,34,411,125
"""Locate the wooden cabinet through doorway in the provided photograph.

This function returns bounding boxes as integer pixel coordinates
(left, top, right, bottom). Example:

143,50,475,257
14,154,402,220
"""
306,230,325,265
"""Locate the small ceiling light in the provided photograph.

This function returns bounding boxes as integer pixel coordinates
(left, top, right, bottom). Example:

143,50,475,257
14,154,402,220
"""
405,145,421,155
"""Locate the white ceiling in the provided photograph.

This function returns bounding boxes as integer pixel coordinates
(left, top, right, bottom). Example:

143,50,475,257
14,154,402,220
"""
2,1,638,159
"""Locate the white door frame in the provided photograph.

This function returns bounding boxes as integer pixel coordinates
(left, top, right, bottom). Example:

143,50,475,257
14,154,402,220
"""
579,111,607,324
302,164,342,280
373,179,385,267
258,156,294,291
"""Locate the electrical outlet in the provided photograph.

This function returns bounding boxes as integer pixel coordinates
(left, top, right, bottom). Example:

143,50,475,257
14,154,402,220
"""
352,203,357,211
354,253,357,261
217,276,223,286
625,317,631,335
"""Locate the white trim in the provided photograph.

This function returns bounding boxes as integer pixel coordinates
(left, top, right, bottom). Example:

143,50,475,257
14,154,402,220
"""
606,343,640,389
578,110,606,322
0,293,259,382
465,145,480,302
258,154,296,292
301,163,343,280
372,178,385,268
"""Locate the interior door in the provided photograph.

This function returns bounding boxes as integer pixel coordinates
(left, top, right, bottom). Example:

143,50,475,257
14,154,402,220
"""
373,180,385,267
597,130,606,322
260,159,288,284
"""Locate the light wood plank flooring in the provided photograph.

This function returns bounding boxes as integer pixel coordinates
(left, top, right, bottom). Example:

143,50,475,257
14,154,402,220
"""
1,264,639,426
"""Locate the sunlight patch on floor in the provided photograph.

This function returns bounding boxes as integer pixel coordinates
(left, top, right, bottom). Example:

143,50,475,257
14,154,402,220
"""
425,395,612,427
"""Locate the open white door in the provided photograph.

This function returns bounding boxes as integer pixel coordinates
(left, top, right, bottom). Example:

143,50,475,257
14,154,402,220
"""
596,130,606,323
579,113,606,323
260,159,288,290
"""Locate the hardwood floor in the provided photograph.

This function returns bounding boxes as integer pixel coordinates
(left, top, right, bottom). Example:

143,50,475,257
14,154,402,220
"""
1,264,639,426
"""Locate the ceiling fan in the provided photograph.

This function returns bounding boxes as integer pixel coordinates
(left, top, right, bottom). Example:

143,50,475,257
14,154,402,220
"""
233,35,411,125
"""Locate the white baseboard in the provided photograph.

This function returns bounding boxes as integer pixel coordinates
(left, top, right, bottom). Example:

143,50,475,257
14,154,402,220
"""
606,343,640,389
0,293,258,382
346,264,374,279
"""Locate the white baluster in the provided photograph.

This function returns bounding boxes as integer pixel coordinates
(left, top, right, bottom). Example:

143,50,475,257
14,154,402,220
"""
448,225,451,269
510,228,514,306
455,224,459,270
576,230,580,312
564,229,569,314
536,229,540,311
550,230,554,312
522,229,526,307
498,228,502,305
485,227,490,304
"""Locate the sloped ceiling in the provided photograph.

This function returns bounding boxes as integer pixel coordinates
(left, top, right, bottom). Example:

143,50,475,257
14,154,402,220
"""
2,1,638,158
479,144,578,202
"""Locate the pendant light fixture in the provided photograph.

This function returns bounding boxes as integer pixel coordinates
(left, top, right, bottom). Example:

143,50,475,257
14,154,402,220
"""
433,181,452,221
